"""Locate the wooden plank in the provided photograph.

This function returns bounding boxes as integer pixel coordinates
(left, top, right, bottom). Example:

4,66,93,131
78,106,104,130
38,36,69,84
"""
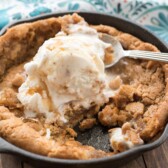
24,158,146,168
0,154,22,168
0,155,146,168
24,163,33,168
0,155,2,168
23,156,146,168
143,139,168,168
120,156,146,168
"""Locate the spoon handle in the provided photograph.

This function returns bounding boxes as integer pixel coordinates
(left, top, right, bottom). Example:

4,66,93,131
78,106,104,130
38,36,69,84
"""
124,50,168,63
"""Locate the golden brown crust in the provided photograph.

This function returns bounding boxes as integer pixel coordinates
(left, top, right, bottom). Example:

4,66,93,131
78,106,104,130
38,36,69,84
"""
98,105,129,127
139,100,168,140
12,73,25,87
92,25,159,52
0,106,110,159
79,118,97,131
0,18,61,79
0,88,21,108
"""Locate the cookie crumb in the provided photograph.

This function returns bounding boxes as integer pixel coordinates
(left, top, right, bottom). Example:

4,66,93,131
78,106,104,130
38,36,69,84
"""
109,76,122,90
12,73,24,87
79,118,97,131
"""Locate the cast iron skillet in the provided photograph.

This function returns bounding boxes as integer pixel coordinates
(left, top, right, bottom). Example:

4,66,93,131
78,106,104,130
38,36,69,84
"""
0,12,168,168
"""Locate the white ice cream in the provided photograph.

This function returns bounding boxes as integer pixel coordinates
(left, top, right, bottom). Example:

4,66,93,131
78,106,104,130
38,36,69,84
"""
17,21,113,123
109,128,144,152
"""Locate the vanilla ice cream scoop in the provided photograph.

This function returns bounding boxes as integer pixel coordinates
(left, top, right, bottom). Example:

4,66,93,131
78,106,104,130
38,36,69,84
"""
17,21,113,123
109,125,144,152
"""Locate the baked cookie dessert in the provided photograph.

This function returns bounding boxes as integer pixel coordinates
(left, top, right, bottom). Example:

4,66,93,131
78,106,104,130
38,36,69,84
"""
0,13,168,160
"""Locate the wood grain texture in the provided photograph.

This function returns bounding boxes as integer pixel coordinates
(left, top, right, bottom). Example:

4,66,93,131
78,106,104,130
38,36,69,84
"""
0,156,2,168
0,154,22,168
23,156,146,168
143,140,168,168
24,163,33,168
0,140,167,168
120,156,146,168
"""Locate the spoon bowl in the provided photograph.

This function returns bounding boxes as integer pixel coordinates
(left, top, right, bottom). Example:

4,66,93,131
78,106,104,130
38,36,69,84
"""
100,33,168,68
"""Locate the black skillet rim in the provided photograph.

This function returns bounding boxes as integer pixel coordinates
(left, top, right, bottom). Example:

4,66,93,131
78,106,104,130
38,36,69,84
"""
0,11,168,165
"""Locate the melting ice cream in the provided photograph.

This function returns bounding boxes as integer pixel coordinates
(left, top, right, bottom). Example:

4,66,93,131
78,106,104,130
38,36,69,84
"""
17,21,113,123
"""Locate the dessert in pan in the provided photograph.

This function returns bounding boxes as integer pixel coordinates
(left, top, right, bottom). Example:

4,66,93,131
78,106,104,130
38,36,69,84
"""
0,13,168,160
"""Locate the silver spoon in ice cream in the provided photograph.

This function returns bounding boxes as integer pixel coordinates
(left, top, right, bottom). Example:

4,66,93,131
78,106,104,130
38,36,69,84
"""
100,33,168,68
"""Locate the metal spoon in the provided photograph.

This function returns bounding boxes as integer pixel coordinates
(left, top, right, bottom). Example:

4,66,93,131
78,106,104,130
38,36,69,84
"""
100,33,168,68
